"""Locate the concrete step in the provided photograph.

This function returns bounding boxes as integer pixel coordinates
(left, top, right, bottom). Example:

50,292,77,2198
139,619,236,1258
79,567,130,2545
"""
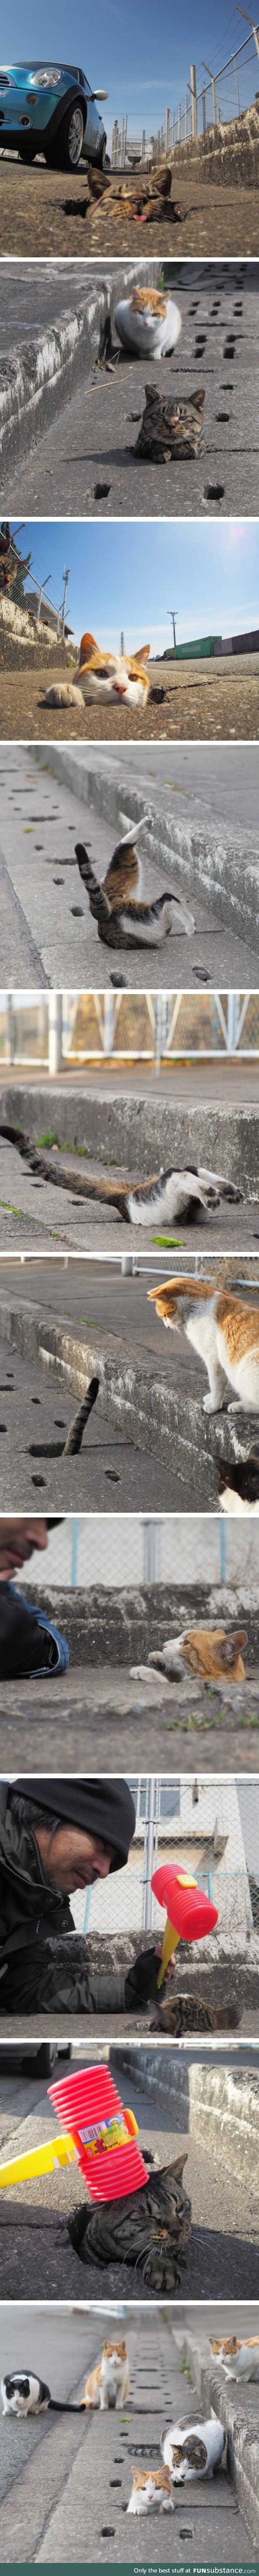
2,1663,259,1784
174,2321,259,2552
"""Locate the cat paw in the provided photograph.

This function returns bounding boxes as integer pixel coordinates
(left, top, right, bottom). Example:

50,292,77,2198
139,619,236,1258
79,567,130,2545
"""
202,1393,219,1413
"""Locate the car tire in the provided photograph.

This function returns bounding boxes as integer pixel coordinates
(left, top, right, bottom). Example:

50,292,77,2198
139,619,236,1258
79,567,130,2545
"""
36,2042,58,2074
98,135,107,167
48,100,85,170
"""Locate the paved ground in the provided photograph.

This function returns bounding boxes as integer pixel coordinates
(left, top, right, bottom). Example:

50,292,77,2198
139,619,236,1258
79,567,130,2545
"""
4,263,259,520
0,157,259,256
0,2305,254,2565
0,742,259,988
2,1662,259,1779
0,2054,259,2304
0,1253,259,1513
1,653,259,742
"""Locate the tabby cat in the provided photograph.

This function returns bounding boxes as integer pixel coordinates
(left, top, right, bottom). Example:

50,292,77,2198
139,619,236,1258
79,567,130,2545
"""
74,822,195,949
210,2337,259,2381
149,1275,259,1412
0,1125,242,1228
84,2339,129,2410
161,2414,225,2484
114,286,182,359
150,1992,243,2036
134,383,205,460
127,2466,173,2514
86,162,182,224
67,2152,191,2294
218,1456,259,1513
44,634,150,712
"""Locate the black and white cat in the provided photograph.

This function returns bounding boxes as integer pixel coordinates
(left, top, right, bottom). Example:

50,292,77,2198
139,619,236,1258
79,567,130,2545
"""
1,2371,84,2419
0,1123,242,1229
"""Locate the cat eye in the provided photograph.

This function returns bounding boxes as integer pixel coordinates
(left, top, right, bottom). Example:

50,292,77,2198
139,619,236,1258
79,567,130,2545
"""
97,667,110,679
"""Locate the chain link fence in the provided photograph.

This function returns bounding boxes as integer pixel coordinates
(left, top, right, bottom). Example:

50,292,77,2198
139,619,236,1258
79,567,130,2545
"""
0,991,259,1063
112,20,259,164
0,523,72,647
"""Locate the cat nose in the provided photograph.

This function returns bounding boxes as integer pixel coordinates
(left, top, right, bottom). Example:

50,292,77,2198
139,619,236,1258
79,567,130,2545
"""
113,681,127,696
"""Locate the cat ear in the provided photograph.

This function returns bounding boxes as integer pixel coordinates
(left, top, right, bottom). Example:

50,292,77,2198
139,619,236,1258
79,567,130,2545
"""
222,1628,247,1664
134,643,150,663
193,388,205,409
79,632,98,663
171,2151,188,2180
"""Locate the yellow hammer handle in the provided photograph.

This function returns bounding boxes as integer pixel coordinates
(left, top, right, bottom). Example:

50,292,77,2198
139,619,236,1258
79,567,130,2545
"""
157,1918,180,1989
0,2132,77,2188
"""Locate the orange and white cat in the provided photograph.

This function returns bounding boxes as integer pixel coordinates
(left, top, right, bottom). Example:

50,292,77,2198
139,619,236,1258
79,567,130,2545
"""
147,1622,247,1683
149,1276,259,1413
44,634,150,712
84,2339,130,2411
210,2336,259,2382
114,286,182,360
127,2465,173,2515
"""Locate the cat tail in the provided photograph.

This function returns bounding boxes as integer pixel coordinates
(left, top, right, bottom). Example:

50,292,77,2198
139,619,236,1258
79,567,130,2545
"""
0,1121,42,1175
48,2398,87,2413
62,1379,99,1454
75,845,111,926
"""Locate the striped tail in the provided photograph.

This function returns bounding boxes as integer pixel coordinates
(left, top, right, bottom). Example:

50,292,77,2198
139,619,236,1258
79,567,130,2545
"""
75,844,110,926
63,1378,99,1455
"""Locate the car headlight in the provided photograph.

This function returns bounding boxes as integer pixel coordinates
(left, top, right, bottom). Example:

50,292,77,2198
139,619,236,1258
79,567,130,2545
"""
30,67,63,88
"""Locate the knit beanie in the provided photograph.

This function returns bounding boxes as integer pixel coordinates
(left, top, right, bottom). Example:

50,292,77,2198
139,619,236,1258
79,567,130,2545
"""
14,1776,136,1871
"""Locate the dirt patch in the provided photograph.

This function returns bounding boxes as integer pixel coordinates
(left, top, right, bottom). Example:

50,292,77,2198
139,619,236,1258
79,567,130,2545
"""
1,159,259,255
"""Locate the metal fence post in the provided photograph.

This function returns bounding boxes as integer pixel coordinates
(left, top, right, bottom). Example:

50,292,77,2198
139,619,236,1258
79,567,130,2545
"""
185,90,188,135
190,62,198,135
165,105,170,150
144,1777,156,1930
202,85,206,130
178,99,181,137
48,994,63,1075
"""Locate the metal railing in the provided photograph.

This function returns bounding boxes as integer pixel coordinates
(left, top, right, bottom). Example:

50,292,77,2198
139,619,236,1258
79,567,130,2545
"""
0,991,259,1067
111,18,259,163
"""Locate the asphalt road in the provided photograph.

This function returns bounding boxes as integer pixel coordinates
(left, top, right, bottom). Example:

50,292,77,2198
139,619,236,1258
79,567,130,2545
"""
0,742,259,988
0,2054,259,2303
0,2307,253,2565
5,262,259,521
2,1664,259,1782
0,157,259,256
1,656,259,743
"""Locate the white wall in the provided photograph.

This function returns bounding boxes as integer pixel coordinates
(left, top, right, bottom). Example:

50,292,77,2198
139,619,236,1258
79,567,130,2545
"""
20,1514,259,1590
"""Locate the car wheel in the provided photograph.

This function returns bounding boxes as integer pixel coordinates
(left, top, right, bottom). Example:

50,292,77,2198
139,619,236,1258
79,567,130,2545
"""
51,101,85,170
98,135,108,168
37,2042,58,2074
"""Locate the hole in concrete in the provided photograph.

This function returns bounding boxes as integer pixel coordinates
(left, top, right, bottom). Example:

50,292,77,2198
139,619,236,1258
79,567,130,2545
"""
224,340,235,355
101,2529,115,2539
110,2480,122,2488
31,1396,41,1404
215,409,229,419
105,1468,120,1482
28,1442,66,1457
94,480,111,499
234,302,242,311
53,875,64,884
30,1181,42,1188
220,381,233,389
195,337,206,351
180,2528,194,2540
204,480,224,499
54,1417,66,1426
71,905,84,916
31,1474,46,1487
0,1423,7,1432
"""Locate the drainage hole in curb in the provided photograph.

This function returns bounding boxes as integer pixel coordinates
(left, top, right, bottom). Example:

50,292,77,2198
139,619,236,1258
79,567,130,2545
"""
31,1396,41,1404
215,409,229,419
28,1443,66,1457
53,876,64,884
31,1475,46,1487
0,1424,7,1432
220,381,233,389
180,2528,194,2540
71,905,84,916
204,481,224,499
105,1468,120,1481
54,1417,66,1426
94,481,111,499
101,2529,115,2539
110,2481,122,2488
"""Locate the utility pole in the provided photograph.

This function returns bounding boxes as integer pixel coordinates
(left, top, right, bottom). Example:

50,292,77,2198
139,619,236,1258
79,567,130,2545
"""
60,566,70,637
167,607,178,650
120,629,125,655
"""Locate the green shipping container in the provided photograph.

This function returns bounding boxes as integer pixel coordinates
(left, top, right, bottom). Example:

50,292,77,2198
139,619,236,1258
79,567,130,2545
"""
164,634,222,660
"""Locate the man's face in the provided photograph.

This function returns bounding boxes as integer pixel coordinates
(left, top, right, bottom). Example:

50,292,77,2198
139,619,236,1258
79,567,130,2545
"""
0,1518,48,1579
34,1822,116,1894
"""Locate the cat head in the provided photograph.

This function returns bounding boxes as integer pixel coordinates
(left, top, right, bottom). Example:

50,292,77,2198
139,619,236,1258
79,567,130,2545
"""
179,1622,247,1675
102,2340,127,2357
171,2436,207,2476
210,2337,239,2357
148,1274,212,1326
78,632,150,708
131,2467,170,2491
131,287,168,315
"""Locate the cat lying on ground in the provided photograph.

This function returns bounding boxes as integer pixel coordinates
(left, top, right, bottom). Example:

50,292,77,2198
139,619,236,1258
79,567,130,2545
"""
1,2372,84,2418
44,634,150,713
0,1126,242,1229
161,2414,225,2485
149,1274,259,1413
85,163,184,225
210,2336,259,2381
114,285,182,359
134,383,205,460
150,1993,243,2036
127,2465,173,2514
67,2152,191,2294
148,1622,248,1682
74,823,195,948
218,1456,259,1512
84,2339,129,2409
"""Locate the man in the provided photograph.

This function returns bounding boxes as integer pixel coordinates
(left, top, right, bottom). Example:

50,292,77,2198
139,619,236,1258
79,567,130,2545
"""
0,1777,167,2018
0,1518,68,1676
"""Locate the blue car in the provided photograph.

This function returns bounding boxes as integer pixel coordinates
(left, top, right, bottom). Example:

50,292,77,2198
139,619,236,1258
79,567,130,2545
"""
0,61,108,169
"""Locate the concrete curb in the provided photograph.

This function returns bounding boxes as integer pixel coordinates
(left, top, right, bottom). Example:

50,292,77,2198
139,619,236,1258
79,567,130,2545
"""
174,2325,259,2549
0,265,153,479
0,1291,259,1505
0,1080,258,1198
188,2062,259,2188
34,746,259,950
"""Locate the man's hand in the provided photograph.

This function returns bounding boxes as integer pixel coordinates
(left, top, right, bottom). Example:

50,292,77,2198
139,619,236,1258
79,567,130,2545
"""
124,1942,176,2008
155,1943,176,1983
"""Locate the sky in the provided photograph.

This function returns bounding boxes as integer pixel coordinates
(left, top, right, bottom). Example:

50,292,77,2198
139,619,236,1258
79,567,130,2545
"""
12,518,259,654
3,0,254,148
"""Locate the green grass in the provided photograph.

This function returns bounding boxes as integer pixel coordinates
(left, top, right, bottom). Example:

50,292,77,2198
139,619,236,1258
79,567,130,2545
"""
38,1131,58,1148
